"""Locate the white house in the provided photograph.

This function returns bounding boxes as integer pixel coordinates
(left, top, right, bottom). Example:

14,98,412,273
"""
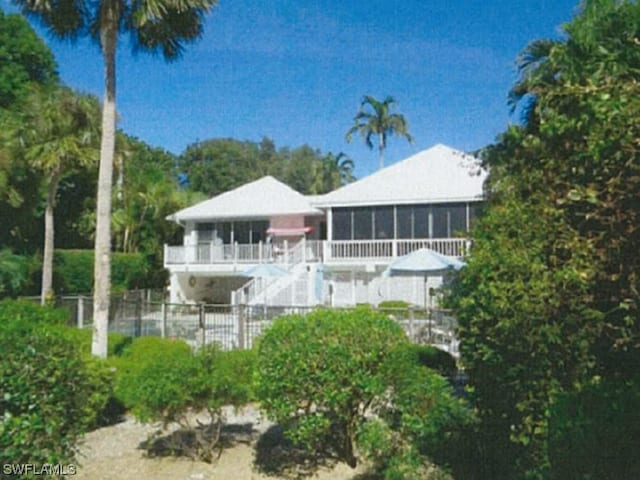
164,144,487,307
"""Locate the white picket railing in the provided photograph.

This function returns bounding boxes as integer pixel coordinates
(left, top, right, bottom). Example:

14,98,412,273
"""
165,238,469,268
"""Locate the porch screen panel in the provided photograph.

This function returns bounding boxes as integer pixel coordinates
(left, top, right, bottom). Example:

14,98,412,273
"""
374,207,394,239
413,205,429,238
449,203,467,236
469,203,482,229
234,221,250,244
431,204,448,238
221,222,232,244
353,207,373,240
333,208,351,240
251,221,269,243
196,223,215,242
396,206,413,239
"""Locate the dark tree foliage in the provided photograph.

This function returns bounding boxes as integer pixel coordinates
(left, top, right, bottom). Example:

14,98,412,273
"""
449,1,640,478
0,8,58,108
177,137,354,196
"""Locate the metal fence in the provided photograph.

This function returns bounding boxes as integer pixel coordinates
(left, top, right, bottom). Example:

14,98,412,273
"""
37,292,459,356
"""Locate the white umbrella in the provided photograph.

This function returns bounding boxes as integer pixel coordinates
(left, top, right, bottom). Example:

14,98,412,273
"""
384,248,465,338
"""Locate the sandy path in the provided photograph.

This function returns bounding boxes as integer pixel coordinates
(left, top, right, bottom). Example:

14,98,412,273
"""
74,406,368,480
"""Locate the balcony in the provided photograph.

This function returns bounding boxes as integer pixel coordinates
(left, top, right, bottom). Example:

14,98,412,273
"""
164,238,469,269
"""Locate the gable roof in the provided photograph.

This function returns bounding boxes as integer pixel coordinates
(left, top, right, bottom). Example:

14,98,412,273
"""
313,144,487,207
168,176,322,222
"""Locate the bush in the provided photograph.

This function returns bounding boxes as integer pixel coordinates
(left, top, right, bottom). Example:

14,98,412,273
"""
0,249,34,297
358,344,473,479
255,308,409,468
114,337,255,462
0,298,68,331
402,344,458,379
549,377,640,479
0,302,113,465
51,249,149,294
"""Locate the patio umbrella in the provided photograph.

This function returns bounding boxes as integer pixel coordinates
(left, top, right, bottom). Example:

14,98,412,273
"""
384,248,465,337
385,248,465,275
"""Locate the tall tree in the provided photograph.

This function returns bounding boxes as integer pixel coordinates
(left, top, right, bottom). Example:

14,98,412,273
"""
449,0,640,477
15,0,219,358
2,87,99,303
312,152,355,194
345,95,413,170
0,8,57,108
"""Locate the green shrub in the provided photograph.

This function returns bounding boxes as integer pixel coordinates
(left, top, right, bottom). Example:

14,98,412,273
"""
0,309,113,465
255,308,409,468
401,344,458,379
549,377,640,479
358,344,473,479
52,249,149,294
114,337,255,462
0,249,34,297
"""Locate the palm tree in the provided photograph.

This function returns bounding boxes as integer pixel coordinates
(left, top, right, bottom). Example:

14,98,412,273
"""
15,0,219,357
508,39,559,126
317,152,355,193
345,95,413,170
3,86,99,304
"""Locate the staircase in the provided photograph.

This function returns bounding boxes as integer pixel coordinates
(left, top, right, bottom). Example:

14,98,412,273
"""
232,240,318,306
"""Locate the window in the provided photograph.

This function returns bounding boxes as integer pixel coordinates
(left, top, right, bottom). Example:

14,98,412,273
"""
374,207,394,239
196,222,215,243
413,205,429,238
221,222,232,244
469,203,482,229
251,221,269,243
333,208,351,240
449,203,467,236
431,205,448,238
234,222,250,244
353,207,372,240
396,206,413,239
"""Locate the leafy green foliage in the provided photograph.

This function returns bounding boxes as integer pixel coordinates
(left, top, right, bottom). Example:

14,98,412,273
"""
51,249,150,293
345,95,412,169
256,308,408,468
0,301,113,464
449,1,640,477
548,376,640,479
0,8,57,108
114,337,255,462
358,344,472,480
178,137,354,196
0,248,34,297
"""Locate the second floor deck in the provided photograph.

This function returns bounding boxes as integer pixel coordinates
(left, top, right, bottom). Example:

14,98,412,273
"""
164,237,470,270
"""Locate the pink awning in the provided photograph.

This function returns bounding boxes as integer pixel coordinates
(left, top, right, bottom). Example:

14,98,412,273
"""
266,226,313,236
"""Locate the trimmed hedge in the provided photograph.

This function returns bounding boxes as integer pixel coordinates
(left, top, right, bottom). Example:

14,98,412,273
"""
52,249,149,294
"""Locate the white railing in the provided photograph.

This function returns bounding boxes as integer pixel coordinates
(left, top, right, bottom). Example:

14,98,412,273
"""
396,238,469,257
165,242,275,266
325,238,469,261
328,240,394,260
166,238,470,267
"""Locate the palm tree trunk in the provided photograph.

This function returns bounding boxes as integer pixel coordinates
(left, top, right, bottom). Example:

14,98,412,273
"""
378,134,385,170
92,3,118,359
41,171,61,305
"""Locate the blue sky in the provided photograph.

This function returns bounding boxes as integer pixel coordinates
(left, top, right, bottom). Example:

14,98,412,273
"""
4,0,579,177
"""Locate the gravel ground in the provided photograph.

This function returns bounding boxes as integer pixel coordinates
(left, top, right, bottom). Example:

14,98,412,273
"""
74,406,370,480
